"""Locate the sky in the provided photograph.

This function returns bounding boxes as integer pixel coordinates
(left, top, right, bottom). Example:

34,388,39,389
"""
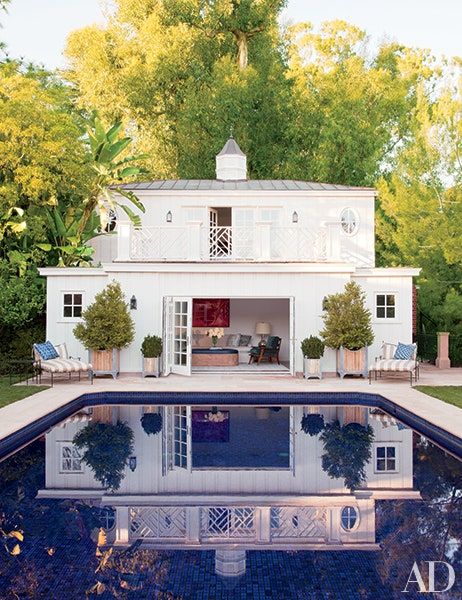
1,0,461,69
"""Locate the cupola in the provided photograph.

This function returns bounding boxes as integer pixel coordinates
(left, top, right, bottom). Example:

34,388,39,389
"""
215,137,247,181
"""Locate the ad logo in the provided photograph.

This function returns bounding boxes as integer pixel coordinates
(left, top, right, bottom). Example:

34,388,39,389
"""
403,561,455,593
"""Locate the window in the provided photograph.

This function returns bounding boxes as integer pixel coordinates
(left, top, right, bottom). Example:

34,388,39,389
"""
341,506,359,531
63,293,83,318
340,208,359,235
376,445,398,472
260,208,281,224
104,209,117,233
59,443,83,473
376,294,396,319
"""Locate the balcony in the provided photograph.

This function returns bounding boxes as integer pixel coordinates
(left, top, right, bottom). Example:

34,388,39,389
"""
116,222,342,262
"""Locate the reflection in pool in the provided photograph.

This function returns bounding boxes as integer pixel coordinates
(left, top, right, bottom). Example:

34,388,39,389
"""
0,403,460,599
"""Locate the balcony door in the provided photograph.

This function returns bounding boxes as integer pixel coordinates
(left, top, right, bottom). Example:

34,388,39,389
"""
162,406,192,474
163,297,192,376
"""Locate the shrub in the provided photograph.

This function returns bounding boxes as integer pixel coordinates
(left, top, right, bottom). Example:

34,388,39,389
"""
300,413,325,436
73,421,134,490
0,263,45,328
140,412,163,435
320,420,374,490
320,282,374,350
301,336,325,359
141,335,163,358
73,281,134,351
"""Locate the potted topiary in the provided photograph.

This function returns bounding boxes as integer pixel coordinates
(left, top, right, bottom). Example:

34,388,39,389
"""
140,411,163,435
73,420,134,491
320,419,374,490
74,281,134,379
301,336,325,379
141,335,163,377
320,281,374,378
300,413,325,436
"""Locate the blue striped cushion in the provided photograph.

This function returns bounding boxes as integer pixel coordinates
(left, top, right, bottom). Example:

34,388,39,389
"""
393,342,416,360
34,341,59,360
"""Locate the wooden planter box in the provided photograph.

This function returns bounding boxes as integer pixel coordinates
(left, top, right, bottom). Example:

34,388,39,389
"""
337,347,368,379
303,358,322,380
142,357,161,378
90,349,120,379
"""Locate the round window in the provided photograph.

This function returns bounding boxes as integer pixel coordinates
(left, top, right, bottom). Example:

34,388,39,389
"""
340,208,359,236
341,506,359,531
99,506,116,531
104,209,117,233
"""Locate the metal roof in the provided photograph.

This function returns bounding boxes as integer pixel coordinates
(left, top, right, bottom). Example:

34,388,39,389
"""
118,180,375,192
217,137,245,157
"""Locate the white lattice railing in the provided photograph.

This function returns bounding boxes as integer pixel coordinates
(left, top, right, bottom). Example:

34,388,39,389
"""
201,507,256,539
130,507,187,539
124,224,333,262
126,505,335,545
270,507,327,540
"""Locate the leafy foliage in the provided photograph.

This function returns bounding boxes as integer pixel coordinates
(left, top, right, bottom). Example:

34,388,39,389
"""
140,412,163,435
300,336,325,359
321,282,374,350
141,335,163,358
320,420,374,490
300,413,325,437
73,421,134,490
74,282,135,351
0,261,44,328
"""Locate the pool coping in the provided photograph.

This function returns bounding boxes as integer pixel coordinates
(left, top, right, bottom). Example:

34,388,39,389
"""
0,391,461,461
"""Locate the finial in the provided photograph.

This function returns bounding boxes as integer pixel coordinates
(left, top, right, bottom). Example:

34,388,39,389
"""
229,125,234,139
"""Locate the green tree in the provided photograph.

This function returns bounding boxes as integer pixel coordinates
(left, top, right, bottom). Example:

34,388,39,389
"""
74,281,135,351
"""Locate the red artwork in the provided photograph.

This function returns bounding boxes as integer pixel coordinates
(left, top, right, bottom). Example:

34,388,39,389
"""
193,299,230,327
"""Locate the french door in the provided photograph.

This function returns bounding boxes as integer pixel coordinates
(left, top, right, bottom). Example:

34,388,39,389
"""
289,406,296,475
162,406,192,474
163,297,192,376
232,208,254,259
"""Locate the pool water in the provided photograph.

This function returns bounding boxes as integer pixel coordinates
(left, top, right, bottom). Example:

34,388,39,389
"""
0,402,460,599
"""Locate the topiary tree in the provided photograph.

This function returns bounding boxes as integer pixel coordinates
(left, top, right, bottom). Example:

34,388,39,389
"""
141,335,163,358
73,281,134,351
320,420,374,490
301,336,325,359
300,413,325,436
140,412,163,435
320,282,374,350
73,421,134,491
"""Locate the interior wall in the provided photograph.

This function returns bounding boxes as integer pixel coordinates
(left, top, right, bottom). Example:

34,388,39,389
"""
225,298,290,361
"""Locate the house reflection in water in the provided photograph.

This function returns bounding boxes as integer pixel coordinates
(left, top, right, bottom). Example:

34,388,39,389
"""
38,404,419,577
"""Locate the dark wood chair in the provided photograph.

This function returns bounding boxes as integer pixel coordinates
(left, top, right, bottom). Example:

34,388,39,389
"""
248,336,281,365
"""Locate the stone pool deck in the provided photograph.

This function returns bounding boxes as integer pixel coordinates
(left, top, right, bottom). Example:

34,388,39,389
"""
0,364,461,444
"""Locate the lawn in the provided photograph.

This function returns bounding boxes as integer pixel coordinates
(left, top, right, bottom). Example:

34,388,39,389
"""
0,377,48,409
416,386,462,410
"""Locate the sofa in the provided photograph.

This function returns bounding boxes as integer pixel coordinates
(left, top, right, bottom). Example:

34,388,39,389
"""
192,332,260,363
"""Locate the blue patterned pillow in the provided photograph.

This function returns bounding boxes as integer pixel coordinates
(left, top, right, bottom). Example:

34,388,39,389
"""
394,342,416,360
34,341,59,360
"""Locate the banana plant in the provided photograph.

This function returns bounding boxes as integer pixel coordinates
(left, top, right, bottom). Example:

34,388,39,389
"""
0,206,26,242
78,116,147,236
37,205,101,267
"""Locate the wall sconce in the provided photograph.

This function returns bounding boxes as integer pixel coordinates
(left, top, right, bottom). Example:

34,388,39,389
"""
129,456,137,472
322,296,329,311
292,211,298,224
166,210,172,223
130,295,137,310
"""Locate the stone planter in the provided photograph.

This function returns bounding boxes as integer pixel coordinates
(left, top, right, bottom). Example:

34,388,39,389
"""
303,358,322,380
91,349,120,379
142,356,161,378
337,347,368,379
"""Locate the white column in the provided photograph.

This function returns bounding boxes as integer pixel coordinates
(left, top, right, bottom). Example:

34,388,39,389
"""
327,507,341,544
255,222,271,260
187,506,201,544
323,222,341,261
186,221,202,261
255,507,271,544
117,221,131,261
115,506,130,545
215,550,246,577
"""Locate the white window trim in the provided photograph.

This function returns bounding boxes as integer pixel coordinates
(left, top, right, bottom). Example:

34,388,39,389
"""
58,441,84,474
373,292,398,323
60,291,84,323
374,443,400,474
340,207,360,237
340,505,360,532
